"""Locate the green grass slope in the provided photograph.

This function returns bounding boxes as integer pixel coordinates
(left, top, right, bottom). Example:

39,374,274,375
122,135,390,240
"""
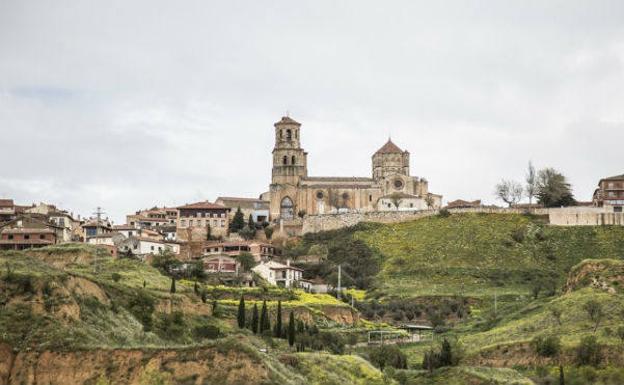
346,213,624,297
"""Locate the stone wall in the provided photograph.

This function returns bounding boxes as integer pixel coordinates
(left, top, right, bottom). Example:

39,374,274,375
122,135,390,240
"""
301,206,622,234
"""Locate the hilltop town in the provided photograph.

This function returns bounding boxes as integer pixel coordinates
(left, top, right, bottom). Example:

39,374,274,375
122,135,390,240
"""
2,117,624,385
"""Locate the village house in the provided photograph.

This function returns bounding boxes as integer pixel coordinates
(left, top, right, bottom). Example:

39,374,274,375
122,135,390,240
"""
0,215,64,250
0,199,18,223
252,260,303,288
176,201,230,241
215,197,270,224
81,219,113,241
118,236,180,258
593,174,624,212
202,254,240,274
446,199,483,209
127,206,178,229
203,241,280,262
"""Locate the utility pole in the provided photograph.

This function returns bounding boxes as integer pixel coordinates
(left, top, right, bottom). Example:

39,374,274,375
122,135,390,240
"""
91,206,106,274
337,264,342,300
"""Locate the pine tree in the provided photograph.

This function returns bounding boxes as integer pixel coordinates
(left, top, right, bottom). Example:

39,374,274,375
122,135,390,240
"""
170,277,176,293
288,311,296,347
274,300,283,338
237,295,246,329
229,207,246,233
251,303,259,334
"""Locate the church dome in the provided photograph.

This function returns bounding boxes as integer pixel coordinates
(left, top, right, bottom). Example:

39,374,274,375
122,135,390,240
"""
374,139,404,155
274,116,301,126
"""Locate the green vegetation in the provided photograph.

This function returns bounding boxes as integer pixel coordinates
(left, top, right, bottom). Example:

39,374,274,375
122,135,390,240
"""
302,213,624,297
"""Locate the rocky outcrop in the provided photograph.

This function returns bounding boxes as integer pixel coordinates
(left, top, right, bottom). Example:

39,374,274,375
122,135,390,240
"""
565,259,624,294
0,340,270,385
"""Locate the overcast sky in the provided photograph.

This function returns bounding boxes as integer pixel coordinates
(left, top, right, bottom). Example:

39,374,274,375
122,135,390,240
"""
1,1,624,223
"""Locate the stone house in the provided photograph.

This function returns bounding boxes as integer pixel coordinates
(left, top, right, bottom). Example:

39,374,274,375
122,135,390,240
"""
215,197,270,225
593,174,624,212
176,201,230,241
0,215,64,250
252,260,303,288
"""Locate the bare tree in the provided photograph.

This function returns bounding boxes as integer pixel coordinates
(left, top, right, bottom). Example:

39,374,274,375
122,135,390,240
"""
389,193,403,210
425,193,435,210
525,161,537,205
495,179,523,207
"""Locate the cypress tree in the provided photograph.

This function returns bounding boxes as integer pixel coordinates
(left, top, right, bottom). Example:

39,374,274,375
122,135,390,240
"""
288,311,296,347
260,300,270,333
248,214,255,229
251,303,259,334
194,281,199,295
170,277,176,293
237,295,246,329
274,301,283,338
229,207,245,232
201,290,207,303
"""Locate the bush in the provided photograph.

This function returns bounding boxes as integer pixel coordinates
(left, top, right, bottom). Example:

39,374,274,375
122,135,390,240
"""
576,335,602,367
126,290,155,331
438,208,451,218
422,338,463,371
111,273,121,282
531,335,561,358
368,345,408,370
194,324,221,339
511,228,526,243
156,311,186,340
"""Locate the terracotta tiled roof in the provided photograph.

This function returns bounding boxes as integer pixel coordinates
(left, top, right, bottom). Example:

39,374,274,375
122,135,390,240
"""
274,116,301,126
216,197,268,203
602,174,624,182
0,199,14,208
176,201,228,210
1,228,55,234
374,139,404,154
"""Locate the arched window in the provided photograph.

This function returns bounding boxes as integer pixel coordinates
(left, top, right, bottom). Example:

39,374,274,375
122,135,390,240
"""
282,156,288,165
286,129,292,140
291,155,296,165
279,130,282,139
280,197,294,220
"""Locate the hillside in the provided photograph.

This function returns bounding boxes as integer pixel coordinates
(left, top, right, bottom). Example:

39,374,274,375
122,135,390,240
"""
0,245,387,385
299,213,624,298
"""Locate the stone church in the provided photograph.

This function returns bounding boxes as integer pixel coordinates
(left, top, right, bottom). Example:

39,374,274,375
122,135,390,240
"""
266,116,442,220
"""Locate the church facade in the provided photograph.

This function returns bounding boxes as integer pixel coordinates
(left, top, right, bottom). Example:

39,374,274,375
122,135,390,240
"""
267,116,442,220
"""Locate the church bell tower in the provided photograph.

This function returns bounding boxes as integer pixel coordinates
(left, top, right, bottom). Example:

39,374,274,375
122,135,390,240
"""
271,116,308,186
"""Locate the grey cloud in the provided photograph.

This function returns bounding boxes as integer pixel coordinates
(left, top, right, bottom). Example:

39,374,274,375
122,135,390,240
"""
1,0,623,221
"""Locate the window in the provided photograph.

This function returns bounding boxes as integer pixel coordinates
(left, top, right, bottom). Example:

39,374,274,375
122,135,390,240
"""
129,231,133,236
221,219,225,227
292,155,296,164
394,179,404,190
24,234,30,240
279,130,282,139
8,234,13,240
151,246,154,251
387,203,392,208
283,156,288,165
369,195,372,202
40,234,45,239
280,197,294,220
181,220,186,227
286,129,292,140
316,191,324,200
134,244,138,250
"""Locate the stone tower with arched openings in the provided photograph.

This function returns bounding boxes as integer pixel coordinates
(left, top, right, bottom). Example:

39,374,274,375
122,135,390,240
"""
270,116,308,220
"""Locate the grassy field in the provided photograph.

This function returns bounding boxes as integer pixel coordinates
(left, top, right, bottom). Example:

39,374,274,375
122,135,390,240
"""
346,213,624,298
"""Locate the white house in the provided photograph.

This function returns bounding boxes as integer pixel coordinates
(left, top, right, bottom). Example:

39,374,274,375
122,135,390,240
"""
252,260,303,288
118,236,180,258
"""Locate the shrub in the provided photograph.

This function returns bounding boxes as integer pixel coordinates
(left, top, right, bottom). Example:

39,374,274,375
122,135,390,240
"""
511,228,526,243
194,324,221,339
438,208,451,218
368,345,408,370
422,338,463,371
576,335,602,367
127,290,155,331
531,335,561,358
111,273,121,282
